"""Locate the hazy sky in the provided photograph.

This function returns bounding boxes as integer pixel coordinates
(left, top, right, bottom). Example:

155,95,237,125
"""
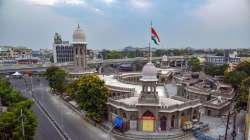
0,0,249,50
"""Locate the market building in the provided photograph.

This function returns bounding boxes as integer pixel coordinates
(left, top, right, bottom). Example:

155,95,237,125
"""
106,61,201,132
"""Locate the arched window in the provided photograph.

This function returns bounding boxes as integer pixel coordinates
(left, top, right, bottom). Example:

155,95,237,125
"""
130,114,137,120
193,110,198,119
142,111,154,118
160,116,167,131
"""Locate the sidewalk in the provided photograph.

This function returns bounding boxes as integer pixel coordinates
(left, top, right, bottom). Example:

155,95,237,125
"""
102,121,196,140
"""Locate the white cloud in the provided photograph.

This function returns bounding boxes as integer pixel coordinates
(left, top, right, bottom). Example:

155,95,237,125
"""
27,0,85,6
193,0,250,29
129,0,151,8
94,8,105,15
0,0,77,49
103,0,116,5
64,0,85,5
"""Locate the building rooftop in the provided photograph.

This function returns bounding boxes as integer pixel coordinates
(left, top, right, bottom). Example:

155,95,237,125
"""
100,75,177,97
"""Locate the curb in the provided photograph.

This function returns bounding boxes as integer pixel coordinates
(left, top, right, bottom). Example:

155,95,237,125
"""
32,94,72,140
58,96,190,140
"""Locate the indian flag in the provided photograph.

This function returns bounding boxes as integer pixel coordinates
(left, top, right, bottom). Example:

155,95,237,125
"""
151,27,160,45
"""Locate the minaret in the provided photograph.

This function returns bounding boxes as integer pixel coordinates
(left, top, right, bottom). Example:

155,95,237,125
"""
138,62,159,104
72,24,87,71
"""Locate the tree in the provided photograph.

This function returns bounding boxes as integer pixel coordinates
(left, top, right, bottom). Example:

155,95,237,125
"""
0,77,37,140
236,77,250,110
235,61,250,75
46,66,67,94
107,50,123,59
0,100,37,140
224,61,250,110
188,57,201,72
224,71,247,87
74,75,110,122
65,80,78,98
204,63,228,76
0,78,25,106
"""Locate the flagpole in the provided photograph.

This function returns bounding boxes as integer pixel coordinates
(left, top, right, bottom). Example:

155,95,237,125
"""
149,21,153,62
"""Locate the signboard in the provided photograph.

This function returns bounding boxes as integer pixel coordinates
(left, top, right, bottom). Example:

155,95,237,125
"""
130,120,137,130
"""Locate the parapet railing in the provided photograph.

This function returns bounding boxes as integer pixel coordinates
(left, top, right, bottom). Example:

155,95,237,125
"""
106,85,136,92
114,73,142,85
170,95,189,102
107,98,137,108
203,99,230,109
108,97,201,111
185,86,211,95
160,99,201,110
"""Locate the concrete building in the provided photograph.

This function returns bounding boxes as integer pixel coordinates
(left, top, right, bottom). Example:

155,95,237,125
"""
107,62,201,132
73,24,87,71
204,51,240,65
53,24,87,72
203,96,230,116
53,33,74,64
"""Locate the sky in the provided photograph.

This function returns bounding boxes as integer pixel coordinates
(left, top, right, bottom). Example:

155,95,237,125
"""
0,0,249,50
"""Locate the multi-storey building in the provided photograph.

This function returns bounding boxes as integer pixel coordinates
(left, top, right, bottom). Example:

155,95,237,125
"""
0,46,35,64
53,25,87,70
204,51,240,65
53,33,74,64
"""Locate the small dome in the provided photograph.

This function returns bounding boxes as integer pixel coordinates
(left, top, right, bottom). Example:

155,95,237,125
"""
140,62,158,81
162,55,168,62
73,24,86,44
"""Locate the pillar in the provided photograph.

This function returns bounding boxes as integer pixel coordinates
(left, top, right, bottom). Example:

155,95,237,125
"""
177,112,182,128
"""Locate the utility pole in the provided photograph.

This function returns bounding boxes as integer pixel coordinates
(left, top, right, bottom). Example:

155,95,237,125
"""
21,109,25,137
224,111,230,140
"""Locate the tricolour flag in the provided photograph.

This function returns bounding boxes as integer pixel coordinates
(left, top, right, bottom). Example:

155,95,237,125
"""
151,27,160,45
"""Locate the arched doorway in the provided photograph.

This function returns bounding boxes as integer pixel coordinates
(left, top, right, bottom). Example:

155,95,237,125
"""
193,110,198,119
180,112,188,126
121,112,128,131
129,114,137,130
142,111,155,132
160,116,167,131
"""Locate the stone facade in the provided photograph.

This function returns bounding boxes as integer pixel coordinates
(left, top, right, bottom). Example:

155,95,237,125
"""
107,62,201,132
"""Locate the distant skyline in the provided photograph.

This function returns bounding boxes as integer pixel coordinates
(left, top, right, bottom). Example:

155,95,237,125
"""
0,0,249,50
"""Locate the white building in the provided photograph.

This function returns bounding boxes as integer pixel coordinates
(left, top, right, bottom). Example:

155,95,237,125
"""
53,33,74,64
204,53,240,65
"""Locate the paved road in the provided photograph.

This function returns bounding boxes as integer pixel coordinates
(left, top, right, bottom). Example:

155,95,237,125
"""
10,77,109,140
10,79,63,140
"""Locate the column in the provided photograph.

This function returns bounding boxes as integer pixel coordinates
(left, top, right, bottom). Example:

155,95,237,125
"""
177,112,182,128
167,114,171,130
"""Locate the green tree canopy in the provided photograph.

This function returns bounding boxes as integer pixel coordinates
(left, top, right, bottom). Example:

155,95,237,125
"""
46,66,67,94
224,70,248,87
224,61,250,110
236,77,250,110
0,77,37,140
74,75,110,122
188,57,201,72
204,63,228,76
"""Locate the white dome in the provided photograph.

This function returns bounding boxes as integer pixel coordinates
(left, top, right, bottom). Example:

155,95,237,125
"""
140,62,158,81
73,24,86,44
162,55,168,62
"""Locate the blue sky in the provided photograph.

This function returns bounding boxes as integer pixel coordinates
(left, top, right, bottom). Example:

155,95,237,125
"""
0,0,249,50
